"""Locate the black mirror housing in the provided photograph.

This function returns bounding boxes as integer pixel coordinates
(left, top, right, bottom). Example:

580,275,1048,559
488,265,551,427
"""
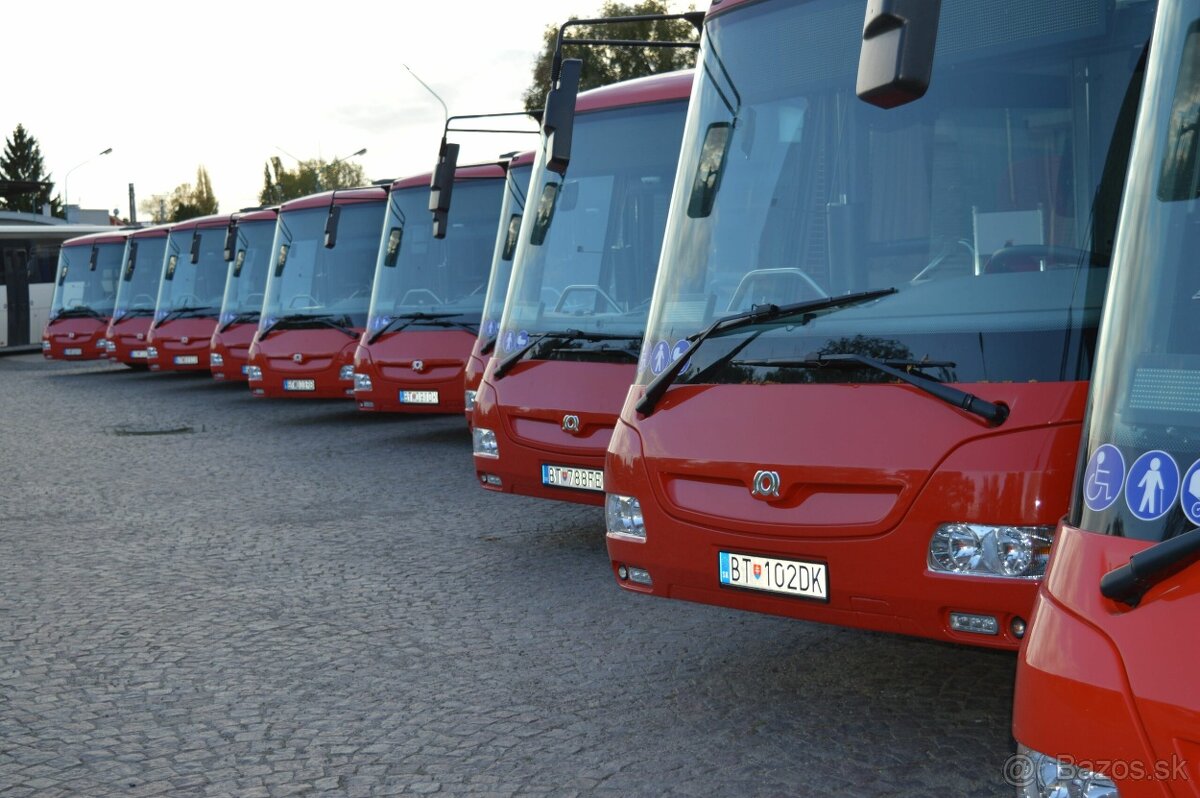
544,59,582,176
222,221,237,262
323,205,341,249
88,245,99,271
189,231,202,264
856,0,941,109
429,141,460,217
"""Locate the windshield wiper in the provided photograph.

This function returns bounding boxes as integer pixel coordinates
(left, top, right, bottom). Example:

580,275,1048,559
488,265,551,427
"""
368,312,460,344
262,313,357,339
113,307,155,322
220,311,260,332
155,305,217,326
732,353,1005,426
636,288,898,415
52,306,103,320
479,335,498,356
1100,527,1200,607
494,329,643,379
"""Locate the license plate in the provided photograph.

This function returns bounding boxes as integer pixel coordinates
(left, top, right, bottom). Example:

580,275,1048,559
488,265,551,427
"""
541,464,604,492
174,355,199,365
130,349,149,359
399,390,439,405
64,347,82,356
284,379,316,391
719,552,828,602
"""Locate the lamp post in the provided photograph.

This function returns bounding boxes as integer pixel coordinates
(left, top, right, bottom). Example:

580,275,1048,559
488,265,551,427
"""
326,148,367,189
63,147,112,220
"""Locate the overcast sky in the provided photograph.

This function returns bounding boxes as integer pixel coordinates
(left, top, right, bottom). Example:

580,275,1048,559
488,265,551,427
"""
4,0,690,219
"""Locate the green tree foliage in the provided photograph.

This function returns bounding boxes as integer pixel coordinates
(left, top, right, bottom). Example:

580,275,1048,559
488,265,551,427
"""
0,124,62,215
139,166,220,223
522,1,699,112
258,156,368,205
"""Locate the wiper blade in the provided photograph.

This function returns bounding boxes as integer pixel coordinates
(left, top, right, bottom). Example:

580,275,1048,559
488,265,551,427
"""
494,329,643,379
545,343,640,363
52,306,103,320
220,311,260,332
636,288,898,415
1101,527,1200,607
368,312,459,344
260,313,356,339
733,353,1005,425
156,305,217,326
479,335,497,356
113,307,155,322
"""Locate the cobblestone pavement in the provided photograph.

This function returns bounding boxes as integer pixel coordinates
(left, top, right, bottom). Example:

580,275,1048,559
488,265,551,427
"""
0,355,1017,797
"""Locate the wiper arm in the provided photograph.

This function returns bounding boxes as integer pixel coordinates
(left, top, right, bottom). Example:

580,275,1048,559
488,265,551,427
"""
52,306,103,320
479,335,498,356
114,307,155,322
219,311,260,332
494,329,642,379
368,312,459,344
734,353,1005,426
156,305,216,326
260,313,355,339
1100,527,1200,607
636,288,898,416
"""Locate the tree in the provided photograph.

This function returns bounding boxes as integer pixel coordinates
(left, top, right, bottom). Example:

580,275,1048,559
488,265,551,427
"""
259,156,368,205
138,166,219,223
0,124,62,215
522,1,699,112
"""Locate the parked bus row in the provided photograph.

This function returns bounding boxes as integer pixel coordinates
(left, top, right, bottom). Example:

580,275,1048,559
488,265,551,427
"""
39,1,1200,794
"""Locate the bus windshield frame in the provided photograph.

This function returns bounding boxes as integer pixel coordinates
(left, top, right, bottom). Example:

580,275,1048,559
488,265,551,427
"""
112,236,169,321
49,241,124,319
219,218,277,326
154,227,229,322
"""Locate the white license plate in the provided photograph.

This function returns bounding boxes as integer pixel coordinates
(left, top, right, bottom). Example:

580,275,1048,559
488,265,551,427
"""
399,390,439,405
64,347,82,356
541,464,604,492
130,349,149,359
284,379,316,391
719,552,828,602
174,355,200,365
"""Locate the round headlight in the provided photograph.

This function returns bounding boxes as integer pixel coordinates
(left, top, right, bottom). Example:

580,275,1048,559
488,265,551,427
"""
995,527,1035,577
930,523,982,573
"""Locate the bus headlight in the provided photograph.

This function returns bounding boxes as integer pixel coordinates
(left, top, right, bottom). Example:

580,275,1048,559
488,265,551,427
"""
472,427,499,458
210,352,224,367
929,523,1052,578
245,365,263,381
606,494,646,540
353,372,372,392
339,364,354,381
41,340,51,351
146,346,158,360
464,389,477,411
1014,745,1119,798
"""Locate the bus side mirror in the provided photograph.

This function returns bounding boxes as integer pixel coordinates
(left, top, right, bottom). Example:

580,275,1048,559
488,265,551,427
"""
429,141,460,240
856,0,940,109
89,246,99,271
544,58,582,176
189,231,202,264
323,205,341,249
223,222,237,262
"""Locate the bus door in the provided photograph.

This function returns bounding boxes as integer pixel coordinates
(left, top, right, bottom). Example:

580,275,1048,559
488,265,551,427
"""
3,247,31,346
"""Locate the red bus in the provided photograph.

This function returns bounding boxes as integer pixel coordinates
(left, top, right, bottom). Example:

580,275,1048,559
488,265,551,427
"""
42,229,129,360
352,163,507,413
146,214,232,372
104,225,172,368
246,187,388,398
210,207,278,382
463,151,534,425
1013,2,1199,793
604,0,1156,649
471,70,692,504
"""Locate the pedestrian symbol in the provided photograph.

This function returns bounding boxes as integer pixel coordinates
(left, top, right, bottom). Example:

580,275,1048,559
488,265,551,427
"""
1180,458,1200,527
1125,450,1179,522
503,330,515,353
650,340,671,375
1083,444,1124,512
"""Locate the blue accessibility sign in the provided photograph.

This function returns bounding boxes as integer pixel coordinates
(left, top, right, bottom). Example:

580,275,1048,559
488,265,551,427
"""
1083,444,1125,512
1125,450,1179,522
650,340,672,375
1180,458,1200,527
502,330,516,353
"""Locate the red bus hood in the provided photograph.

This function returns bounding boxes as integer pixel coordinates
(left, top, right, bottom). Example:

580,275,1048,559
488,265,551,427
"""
253,328,361,368
624,381,1086,537
211,322,257,350
45,316,109,341
147,317,218,344
364,328,475,383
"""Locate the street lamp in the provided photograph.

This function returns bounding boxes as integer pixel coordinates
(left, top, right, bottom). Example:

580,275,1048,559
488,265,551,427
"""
63,147,112,219
327,148,367,188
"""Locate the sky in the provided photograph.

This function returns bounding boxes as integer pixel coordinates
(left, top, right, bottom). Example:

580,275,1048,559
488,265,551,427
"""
4,0,691,219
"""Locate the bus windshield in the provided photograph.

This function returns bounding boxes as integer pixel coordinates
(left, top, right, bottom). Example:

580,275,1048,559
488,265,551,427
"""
638,0,1155,386
496,98,688,353
479,163,533,341
50,241,123,319
112,236,168,321
219,217,276,326
366,177,505,335
154,227,228,321
1075,4,1200,543
260,201,385,329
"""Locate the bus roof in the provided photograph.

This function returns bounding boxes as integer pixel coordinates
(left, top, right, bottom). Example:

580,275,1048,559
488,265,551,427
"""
127,224,173,240
60,229,134,248
510,151,536,168
576,69,694,114
168,213,235,233
237,207,279,224
0,224,116,242
390,162,508,192
280,186,390,213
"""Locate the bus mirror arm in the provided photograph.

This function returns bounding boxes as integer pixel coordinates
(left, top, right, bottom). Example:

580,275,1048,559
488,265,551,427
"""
1100,527,1200,607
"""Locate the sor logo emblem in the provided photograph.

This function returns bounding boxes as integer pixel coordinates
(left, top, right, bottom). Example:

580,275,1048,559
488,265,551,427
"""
561,414,581,433
412,360,425,372
180,336,190,345
292,353,303,363
751,470,781,499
